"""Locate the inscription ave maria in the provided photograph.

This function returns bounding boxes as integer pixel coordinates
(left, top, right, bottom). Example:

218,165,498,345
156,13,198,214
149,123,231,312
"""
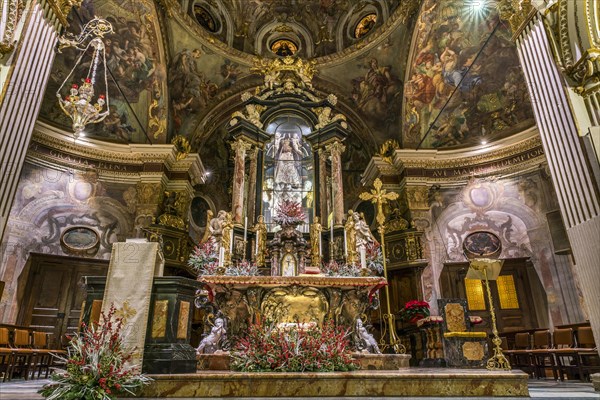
424,147,544,178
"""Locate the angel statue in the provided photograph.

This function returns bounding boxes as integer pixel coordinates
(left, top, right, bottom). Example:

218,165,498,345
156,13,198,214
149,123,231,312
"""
354,318,381,354
196,316,227,355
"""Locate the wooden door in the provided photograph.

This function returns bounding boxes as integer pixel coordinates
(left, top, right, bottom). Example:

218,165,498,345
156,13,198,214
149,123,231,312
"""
440,258,545,332
18,253,108,348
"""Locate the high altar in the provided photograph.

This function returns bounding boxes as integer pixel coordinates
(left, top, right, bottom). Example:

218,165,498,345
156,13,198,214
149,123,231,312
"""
192,56,390,350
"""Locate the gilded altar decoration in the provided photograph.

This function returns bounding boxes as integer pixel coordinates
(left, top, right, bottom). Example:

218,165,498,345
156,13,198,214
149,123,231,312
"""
56,17,114,139
378,139,399,165
253,216,267,267
231,99,267,129
221,212,234,266
359,178,399,226
177,301,190,340
261,285,329,325
157,190,187,230
313,106,347,129
310,217,323,267
444,303,467,333
171,135,191,161
344,210,358,266
462,342,485,361
359,178,403,353
251,56,317,90
151,300,169,338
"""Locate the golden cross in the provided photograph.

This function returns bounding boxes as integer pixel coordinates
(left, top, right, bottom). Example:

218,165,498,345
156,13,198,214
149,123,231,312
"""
359,178,399,226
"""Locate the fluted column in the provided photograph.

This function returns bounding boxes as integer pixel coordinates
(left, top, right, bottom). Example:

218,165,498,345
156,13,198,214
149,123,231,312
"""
516,14,600,347
0,0,64,242
230,138,252,224
246,146,258,224
326,140,345,226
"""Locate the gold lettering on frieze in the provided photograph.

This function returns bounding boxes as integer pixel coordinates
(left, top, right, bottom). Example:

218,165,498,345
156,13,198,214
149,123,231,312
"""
97,162,127,171
426,147,544,178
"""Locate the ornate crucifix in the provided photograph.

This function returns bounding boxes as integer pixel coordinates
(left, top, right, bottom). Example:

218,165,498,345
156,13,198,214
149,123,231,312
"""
359,178,399,226
359,178,404,354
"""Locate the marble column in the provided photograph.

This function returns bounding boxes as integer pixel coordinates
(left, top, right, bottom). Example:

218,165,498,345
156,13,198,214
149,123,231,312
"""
246,146,258,224
230,138,252,224
318,148,329,225
326,140,345,226
0,0,63,242
516,14,600,348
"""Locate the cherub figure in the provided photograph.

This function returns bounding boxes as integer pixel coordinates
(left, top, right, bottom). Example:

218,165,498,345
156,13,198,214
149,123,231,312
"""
196,316,227,355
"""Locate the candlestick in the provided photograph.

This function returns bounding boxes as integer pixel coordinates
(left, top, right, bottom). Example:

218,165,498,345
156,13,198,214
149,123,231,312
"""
360,247,366,269
229,230,233,253
330,219,334,242
344,230,348,257
243,216,248,242
219,246,224,266
319,235,322,257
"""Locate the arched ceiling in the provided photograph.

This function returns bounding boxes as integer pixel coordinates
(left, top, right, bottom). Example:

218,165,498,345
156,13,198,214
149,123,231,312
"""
185,0,401,58
36,0,535,155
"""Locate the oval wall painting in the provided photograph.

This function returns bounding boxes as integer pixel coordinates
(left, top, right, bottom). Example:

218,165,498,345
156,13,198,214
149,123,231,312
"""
463,231,502,259
61,227,100,252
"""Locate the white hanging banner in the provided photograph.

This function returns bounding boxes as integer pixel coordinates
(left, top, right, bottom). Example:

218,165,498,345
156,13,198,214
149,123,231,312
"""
101,242,162,367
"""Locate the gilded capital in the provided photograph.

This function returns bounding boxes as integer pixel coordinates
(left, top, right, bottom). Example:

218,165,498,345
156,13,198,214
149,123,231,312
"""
325,141,346,157
230,138,253,155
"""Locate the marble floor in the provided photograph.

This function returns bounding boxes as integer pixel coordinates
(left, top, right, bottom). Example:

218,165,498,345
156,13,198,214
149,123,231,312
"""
0,378,598,400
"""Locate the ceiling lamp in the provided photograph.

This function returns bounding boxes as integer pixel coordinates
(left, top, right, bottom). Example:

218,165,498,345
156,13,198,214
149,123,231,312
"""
56,17,113,139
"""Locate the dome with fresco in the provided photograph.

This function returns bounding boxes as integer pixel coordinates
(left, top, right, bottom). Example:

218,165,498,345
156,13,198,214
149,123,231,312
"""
36,0,534,153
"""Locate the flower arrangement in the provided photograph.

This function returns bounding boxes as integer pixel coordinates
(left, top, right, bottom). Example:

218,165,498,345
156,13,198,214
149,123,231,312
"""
365,242,385,274
40,305,151,400
398,300,430,324
231,320,358,372
225,259,260,276
321,260,362,277
188,238,219,275
273,200,306,227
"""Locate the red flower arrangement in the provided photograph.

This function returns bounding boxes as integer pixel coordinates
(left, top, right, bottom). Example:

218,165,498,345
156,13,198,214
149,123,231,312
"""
398,300,430,324
40,304,151,400
273,200,306,227
231,321,358,372
188,238,219,275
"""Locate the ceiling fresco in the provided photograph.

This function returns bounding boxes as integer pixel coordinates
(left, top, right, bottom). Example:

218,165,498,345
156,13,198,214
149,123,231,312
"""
187,0,401,58
36,0,534,154
38,0,168,144
402,0,535,149
318,25,411,142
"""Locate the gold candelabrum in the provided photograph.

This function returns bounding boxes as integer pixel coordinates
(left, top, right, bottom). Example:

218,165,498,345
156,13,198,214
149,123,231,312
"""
359,178,405,354
467,258,511,370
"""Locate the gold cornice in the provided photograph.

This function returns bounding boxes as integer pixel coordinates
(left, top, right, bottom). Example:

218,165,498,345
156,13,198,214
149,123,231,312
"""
396,135,543,170
29,123,206,183
362,129,544,185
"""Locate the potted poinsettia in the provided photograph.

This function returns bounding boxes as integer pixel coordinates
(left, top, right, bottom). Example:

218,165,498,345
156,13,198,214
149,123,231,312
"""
399,300,430,324
40,304,151,400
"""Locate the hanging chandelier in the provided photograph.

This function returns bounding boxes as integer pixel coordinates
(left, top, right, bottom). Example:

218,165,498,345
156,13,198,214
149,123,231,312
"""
56,17,113,139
